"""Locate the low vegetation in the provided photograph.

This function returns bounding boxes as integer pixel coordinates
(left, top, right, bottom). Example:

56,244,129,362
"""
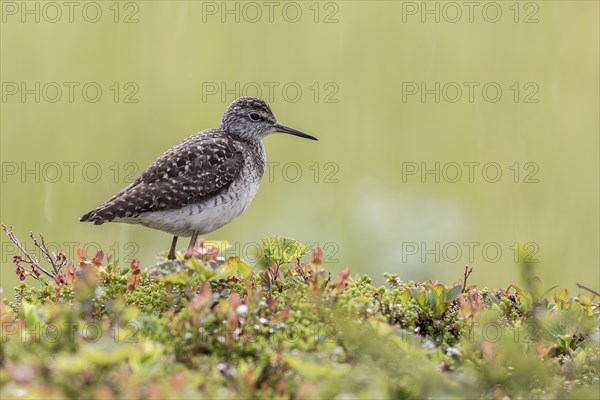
1,226,598,399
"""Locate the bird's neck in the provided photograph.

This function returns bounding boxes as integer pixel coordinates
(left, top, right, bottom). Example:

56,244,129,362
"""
235,136,266,178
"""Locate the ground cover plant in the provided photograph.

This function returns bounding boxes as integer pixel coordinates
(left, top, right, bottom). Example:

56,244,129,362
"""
1,226,599,399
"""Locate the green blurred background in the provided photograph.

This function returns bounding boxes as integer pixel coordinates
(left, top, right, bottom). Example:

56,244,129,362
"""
1,1,598,294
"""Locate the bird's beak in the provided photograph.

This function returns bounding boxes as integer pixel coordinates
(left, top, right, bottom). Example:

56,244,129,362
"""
274,123,318,141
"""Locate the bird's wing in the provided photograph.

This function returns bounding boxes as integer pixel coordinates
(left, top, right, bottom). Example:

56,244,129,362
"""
80,133,245,224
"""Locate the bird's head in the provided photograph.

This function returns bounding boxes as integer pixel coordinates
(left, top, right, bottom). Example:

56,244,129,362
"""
220,97,317,142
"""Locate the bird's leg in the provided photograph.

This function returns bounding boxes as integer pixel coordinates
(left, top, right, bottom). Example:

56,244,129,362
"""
184,231,200,259
167,236,178,260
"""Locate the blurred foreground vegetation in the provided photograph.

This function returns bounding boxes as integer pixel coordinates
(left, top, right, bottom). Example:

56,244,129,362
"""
1,232,599,399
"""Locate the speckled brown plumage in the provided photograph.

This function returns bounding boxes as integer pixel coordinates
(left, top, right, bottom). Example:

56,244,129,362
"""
80,131,248,224
80,97,317,260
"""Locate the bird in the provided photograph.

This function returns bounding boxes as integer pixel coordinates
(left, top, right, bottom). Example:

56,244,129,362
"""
80,97,317,260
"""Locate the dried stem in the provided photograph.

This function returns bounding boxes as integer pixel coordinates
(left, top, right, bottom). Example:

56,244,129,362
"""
2,224,67,284
576,283,600,297
462,264,474,292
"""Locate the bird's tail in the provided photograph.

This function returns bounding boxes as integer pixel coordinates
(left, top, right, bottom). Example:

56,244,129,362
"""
80,209,105,224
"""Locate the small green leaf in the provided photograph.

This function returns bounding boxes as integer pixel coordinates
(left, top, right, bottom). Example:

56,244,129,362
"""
520,291,533,308
409,288,421,302
427,290,436,309
430,284,445,297
539,285,558,300
446,285,463,302
418,291,428,308
554,289,569,302
20,301,41,328
436,303,449,315
158,271,192,285
186,258,216,281
209,262,238,281
227,256,252,278
262,236,308,265
511,284,525,295
488,293,501,305
576,296,591,307
400,288,412,303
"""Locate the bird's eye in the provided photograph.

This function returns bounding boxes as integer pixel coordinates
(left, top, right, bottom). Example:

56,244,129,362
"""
249,113,261,121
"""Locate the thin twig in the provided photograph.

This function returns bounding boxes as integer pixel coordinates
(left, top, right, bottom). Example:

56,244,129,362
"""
31,231,57,273
3,225,36,266
37,232,67,277
462,264,474,292
2,224,55,280
576,283,600,297
2,224,67,284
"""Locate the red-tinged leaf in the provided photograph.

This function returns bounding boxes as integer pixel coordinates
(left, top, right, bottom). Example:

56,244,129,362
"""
242,367,256,391
185,241,220,260
275,308,290,321
127,259,141,291
335,267,350,290
0,303,17,323
261,270,272,292
536,341,555,358
226,306,238,348
190,285,213,311
275,377,288,394
481,342,494,359
77,247,87,264
311,247,324,265
267,296,279,311
206,246,219,260
54,275,61,285
229,293,241,308
241,332,252,344
130,259,140,271
107,253,113,263
66,262,77,284
92,250,104,266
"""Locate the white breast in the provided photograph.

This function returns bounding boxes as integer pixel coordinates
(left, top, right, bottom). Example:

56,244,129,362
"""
128,146,265,237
